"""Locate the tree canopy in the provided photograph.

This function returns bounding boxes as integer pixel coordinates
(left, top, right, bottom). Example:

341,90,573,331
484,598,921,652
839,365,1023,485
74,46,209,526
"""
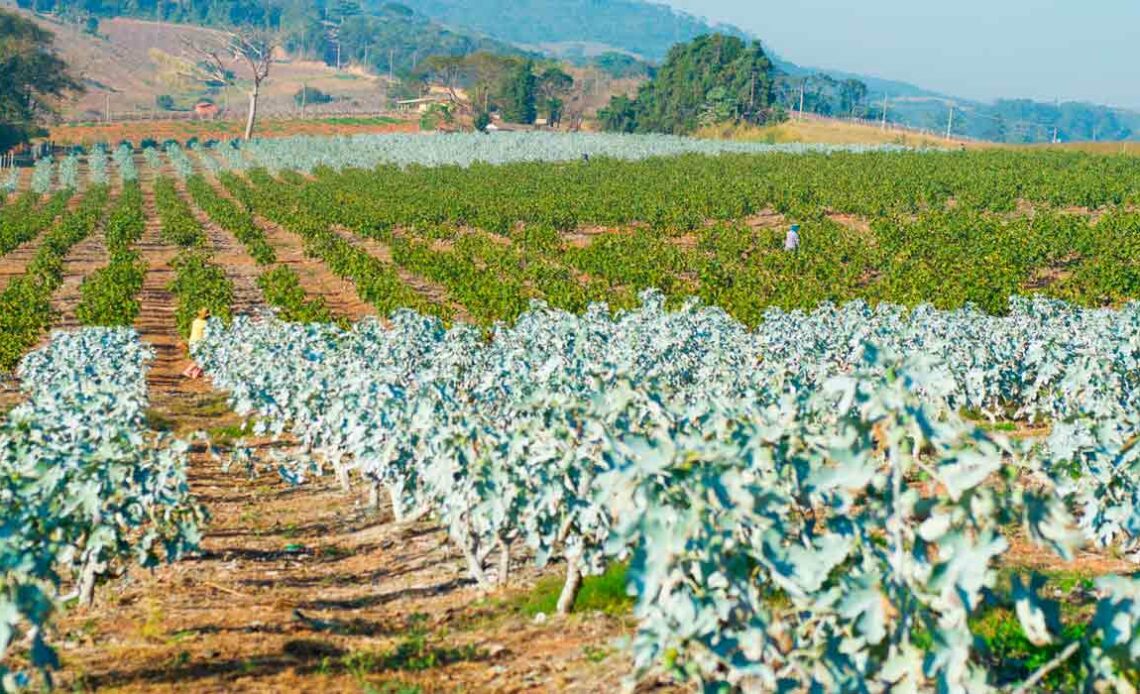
0,9,83,152
501,59,537,124
599,34,775,135
414,53,573,126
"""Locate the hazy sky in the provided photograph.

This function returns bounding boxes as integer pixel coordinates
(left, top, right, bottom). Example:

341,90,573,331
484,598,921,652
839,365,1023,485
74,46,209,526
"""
660,0,1140,110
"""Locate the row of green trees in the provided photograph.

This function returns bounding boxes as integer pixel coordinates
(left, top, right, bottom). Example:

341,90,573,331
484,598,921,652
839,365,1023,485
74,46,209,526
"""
416,54,575,126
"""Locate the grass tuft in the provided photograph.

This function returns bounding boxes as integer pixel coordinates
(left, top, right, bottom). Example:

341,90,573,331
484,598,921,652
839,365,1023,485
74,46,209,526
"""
517,562,634,617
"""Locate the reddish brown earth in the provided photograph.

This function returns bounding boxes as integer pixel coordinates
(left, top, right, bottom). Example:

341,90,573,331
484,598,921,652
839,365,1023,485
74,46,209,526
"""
331,224,471,323
2,170,1129,693
29,176,643,694
51,120,420,148
52,190,119,331
206,177,376,323
175,177,267,314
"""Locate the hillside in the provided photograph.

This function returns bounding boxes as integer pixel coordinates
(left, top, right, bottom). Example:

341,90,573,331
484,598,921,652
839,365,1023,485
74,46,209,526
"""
18,13,391,123
396,0,746,60
12,0,1140,143
15,0,527,81
390,0,1140,143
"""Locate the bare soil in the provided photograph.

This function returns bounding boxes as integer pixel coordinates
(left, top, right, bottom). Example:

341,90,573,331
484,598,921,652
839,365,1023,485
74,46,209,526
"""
826,212,873,235
55,441,640,692
206,177,376,322
332,225,472,323
36,177,642,694
175,178,267,314
0,234,48,295
52,119,420,148
4,171,1132,693
51,188,120,330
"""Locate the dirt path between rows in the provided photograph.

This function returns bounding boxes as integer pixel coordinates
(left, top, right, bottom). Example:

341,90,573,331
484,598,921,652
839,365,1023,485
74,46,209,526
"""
206,176,375,323
0,193,85,294
50,183,641,694
132,175,211,412
52,191,119,330
175,177,267,315
331,224,472,323
0,233,48,294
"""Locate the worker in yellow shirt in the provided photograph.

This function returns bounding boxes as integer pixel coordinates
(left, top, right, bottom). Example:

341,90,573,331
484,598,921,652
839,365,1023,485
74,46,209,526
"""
182,308,210,379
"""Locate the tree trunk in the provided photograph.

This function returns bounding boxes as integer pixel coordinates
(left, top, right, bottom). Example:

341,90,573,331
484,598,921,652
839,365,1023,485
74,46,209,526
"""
329,453,351,492
462,535,492,590
496,537,511,586
387,482,405,522
556,553,583,616
78,552,106,608
368,480,381,512
244,84,260,141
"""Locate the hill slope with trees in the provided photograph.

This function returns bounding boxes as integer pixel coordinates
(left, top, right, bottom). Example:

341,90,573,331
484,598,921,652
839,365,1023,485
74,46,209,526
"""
394,0,744,61
14,0,528,78
0,9,82,150
9,0,1140,143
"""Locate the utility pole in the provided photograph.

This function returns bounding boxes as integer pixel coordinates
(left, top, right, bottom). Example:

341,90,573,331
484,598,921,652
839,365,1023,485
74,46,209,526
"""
336,41,341,71
881,93,888,130
798,82,805,121
105,93,111,123
1052,96,1060,143
388,48,395,82
301,81,307,119
945,103,954,141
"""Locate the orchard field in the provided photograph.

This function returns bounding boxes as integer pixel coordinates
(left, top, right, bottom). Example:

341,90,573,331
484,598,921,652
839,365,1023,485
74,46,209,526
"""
2,133,1140,692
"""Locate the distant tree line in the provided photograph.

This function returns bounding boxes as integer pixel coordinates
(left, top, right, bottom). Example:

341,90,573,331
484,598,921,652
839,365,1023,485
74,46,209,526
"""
860,97,1139,144
394,0,745,62
982,100,1135,143
773,73,869,119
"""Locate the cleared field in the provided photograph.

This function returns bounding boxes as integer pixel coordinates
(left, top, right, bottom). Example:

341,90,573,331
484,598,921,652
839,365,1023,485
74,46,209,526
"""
20,13,390,121
49,116,419,148
700,115,1140,155
697,116,978,148
2,137,1140,692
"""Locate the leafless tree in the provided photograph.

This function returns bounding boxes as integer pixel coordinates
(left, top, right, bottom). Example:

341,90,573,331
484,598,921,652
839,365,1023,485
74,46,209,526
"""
182,28,278,140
